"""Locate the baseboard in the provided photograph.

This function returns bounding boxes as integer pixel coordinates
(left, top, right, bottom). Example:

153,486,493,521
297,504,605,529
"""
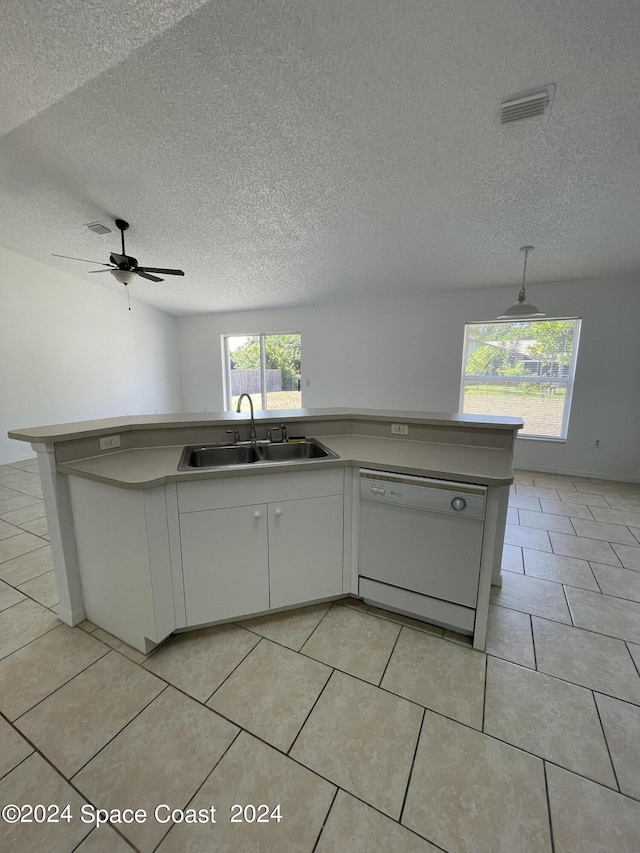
515,464,640,484
54,604,86,627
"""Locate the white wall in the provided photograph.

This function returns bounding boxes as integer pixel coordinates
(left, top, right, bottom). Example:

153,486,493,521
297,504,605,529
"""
177,274,640,482
1,246,182,464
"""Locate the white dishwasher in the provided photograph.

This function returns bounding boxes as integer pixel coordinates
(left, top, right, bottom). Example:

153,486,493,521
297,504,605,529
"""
358,469,486,635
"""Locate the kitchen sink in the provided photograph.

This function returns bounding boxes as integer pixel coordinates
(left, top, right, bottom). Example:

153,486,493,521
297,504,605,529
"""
178,438,338,471
180,444,261,468
259,441,333,461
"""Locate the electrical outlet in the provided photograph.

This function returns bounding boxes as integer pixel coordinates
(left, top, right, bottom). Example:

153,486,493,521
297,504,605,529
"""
391,423,409,435
99,435,121,451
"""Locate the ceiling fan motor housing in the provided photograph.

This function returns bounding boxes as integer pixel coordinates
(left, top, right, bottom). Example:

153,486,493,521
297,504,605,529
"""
52,217,184,284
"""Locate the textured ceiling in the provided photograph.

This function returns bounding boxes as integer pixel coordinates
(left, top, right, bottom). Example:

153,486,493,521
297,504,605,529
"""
1,0,639,316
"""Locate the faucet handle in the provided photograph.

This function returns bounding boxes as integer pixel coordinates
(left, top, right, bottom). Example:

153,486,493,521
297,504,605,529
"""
225,429,240,445
280,423,288,442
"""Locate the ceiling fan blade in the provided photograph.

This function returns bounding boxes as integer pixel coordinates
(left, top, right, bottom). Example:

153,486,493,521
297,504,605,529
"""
136,271,163,283
88,268,117,273
138,267,185,276
52,254,110,265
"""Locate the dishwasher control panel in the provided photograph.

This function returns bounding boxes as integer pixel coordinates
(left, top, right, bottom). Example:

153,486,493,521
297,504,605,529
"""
360,469,486,519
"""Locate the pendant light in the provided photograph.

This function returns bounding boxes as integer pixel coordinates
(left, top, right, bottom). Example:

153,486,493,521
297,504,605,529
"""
497,246,545,319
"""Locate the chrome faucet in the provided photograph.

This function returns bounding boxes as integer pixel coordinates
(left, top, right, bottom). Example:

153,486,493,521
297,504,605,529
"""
236,393,257,443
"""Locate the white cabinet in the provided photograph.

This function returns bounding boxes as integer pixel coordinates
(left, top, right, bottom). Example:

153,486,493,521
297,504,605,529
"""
177,470,345,626
268,495,344,609
68,477,175,653
66,468,345,649
180,504,269,626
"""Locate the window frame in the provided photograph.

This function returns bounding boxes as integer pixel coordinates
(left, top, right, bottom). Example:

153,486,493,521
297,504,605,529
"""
459,317,582,441
222,331,302,412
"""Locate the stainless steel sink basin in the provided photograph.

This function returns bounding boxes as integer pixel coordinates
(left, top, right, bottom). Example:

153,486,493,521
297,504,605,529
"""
259,440,333,461
179,444,261,469
178,438,338,470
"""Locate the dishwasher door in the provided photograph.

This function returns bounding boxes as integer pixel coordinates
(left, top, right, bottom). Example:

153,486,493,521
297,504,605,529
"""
358,471,486,609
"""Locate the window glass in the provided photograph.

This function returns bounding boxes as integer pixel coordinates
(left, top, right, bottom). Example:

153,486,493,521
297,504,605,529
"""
224,333,302,411
460,319,581,439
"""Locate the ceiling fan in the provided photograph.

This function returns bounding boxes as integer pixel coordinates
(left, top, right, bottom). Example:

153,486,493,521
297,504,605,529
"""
53,219,185,285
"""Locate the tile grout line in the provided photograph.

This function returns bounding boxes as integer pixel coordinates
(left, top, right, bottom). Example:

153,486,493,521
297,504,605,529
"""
310,786,339,853
233,611,325,649
561,584,575,627
297,601,340,654
70,827,138,852
587,560,603,594
3,562,57,588
480,653,489,732
0,746,35,787
10,582,58,612
529,614,538,671
0,528,31,544
232,609,446,689
68,684,170,781
376,621,403,686
398,706,426,826
591,691,621,794
485,646,640,709
286,668,336,756
543,761,557,853
0,540,52,568
0,616,60,663
201,635,266,706
626,643,640,678
148,727,243,853
10,645,112,725
0,541,51,565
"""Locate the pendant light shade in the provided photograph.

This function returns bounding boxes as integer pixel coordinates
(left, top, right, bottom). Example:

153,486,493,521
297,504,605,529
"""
497,246,545,319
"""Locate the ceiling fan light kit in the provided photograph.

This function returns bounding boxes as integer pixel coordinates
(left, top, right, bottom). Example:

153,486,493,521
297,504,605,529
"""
110,269,137,285
497,246,545,319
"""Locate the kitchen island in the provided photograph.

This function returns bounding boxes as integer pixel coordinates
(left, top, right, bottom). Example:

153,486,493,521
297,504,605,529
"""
9,408,522,652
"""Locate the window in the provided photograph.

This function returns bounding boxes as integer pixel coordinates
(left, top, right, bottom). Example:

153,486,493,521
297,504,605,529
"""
460,319,581,439
223,333,302,412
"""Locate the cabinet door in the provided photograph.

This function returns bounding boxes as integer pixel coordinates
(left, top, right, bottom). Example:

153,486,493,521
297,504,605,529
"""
180,504,269,626
268,495,344,609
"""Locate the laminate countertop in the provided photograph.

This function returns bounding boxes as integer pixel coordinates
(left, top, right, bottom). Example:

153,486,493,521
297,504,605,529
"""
56,433,516,489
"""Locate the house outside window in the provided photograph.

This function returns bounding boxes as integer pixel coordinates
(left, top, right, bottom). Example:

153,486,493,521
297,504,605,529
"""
223,333,302,412
460,319,582,439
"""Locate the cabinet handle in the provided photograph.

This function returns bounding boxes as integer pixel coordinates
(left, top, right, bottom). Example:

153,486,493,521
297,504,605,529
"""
274,508,283,517
254,511,261,519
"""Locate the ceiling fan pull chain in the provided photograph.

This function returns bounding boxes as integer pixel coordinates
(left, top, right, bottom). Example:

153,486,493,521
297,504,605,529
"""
126,283,131,311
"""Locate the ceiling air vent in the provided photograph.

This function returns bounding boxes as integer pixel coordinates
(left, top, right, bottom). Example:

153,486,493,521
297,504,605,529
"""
501,85,555,124
85,222,112,235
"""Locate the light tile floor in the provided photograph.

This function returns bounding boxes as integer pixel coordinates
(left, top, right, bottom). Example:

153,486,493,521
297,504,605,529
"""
1,460,640,851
